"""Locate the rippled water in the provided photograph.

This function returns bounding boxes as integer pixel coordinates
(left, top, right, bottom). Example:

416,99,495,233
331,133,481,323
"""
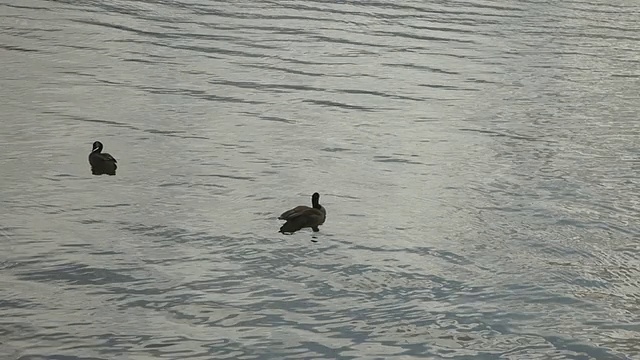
1,0,639,359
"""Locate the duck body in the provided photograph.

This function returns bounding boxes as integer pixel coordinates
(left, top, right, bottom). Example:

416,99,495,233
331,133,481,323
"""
89,141,117,176
279,192,326,234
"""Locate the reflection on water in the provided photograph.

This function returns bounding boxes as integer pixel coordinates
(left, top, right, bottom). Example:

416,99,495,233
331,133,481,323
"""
1,0,639,359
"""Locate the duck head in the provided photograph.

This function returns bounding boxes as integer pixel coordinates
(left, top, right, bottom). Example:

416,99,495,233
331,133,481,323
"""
92,141,103,153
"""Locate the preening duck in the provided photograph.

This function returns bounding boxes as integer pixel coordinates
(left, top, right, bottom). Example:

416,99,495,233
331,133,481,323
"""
89,141,117,176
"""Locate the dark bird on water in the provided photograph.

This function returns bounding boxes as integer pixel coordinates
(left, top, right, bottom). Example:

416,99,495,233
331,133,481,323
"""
278,192,326,234
89,141,117,176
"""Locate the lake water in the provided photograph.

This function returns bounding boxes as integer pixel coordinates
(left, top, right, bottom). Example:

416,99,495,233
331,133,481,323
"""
1,0,639,359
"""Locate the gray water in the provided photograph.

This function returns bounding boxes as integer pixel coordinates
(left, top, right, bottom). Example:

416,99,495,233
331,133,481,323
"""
1,0,639,359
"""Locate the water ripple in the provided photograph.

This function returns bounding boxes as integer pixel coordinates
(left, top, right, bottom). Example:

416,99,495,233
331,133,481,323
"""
1,0,639,358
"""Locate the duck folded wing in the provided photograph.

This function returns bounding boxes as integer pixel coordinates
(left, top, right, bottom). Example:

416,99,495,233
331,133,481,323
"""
99,153,117,162
279,208,325,233
278,205,312,220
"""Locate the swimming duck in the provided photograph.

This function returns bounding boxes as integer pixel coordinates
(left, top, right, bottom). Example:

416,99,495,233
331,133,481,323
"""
89,141,117,176
278,192,326,234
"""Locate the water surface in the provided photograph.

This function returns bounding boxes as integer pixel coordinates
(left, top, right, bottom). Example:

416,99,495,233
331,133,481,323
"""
1,0,639,359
